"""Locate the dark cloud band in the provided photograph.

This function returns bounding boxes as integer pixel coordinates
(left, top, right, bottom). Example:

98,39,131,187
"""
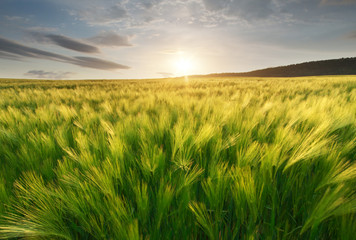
0,36,130,70
45,34,99,53
24,70,74,79
73,56,130,70
30,32,100,53
87,32,132,47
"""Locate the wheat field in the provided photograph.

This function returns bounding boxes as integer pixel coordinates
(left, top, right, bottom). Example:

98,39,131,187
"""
0,76,355,239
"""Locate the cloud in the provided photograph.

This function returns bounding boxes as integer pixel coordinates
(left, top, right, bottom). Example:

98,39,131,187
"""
26,26,58,32
30,32,100,53
345,30,356,39
24,0,356,29
321,0,356,5
67,0,199,27
202,0,229,11
0,36,130,70
157,72,174,78
138,0,165,9
70,3,128,25
24,70,75,79
198,0,354,25
58,0,289,28
3,15,30,23
73,57,129,70
160,49,185,55
0,37,66,59
0,52,22,61
87,32,132,47
202,0,276,21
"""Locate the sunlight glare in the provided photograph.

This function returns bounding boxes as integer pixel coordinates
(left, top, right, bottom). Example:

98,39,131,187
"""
174,53,195,76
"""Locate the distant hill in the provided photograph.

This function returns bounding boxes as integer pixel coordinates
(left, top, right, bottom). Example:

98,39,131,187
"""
205,57,356,77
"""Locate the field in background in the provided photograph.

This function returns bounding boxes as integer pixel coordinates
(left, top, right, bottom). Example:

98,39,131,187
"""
0,76,355,239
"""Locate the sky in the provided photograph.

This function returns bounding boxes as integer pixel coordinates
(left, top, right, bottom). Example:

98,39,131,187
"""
0,0,356,79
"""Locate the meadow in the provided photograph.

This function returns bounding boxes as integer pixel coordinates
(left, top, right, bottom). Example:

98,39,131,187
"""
0,76,355,239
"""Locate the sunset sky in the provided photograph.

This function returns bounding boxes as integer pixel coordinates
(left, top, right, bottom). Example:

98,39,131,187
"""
1,0,356,79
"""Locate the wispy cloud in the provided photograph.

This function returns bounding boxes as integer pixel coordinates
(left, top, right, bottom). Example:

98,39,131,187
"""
87,32,132,47
0,51,22,61
59,0,351,28
138,0,165,9
24,70,75,79
157,72,173,78
160,49,185,55
26,26,58,32
3,15,30,23
0,36,130,70
345,30,356,39
70,3,127,25
73,56,129,70
320,0,356,5
201,0,282,22
30,32,100,53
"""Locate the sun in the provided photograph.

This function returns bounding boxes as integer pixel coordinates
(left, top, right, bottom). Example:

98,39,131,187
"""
176,58,191,74
174,53,195,76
